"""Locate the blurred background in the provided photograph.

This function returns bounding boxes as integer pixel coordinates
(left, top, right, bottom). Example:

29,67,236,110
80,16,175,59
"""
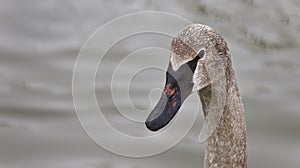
0,0,300,168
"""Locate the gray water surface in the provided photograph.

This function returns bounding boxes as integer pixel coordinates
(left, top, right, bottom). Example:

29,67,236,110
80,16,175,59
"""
1,0,300,168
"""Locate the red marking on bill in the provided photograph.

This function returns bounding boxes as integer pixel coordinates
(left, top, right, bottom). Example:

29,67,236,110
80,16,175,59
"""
163,84,175,96
171,101,177,107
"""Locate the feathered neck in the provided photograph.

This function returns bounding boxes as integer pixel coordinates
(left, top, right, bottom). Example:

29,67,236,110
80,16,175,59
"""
198,62,247,168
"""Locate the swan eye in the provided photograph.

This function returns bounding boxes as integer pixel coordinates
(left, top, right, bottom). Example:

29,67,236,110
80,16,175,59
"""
197,49,205,60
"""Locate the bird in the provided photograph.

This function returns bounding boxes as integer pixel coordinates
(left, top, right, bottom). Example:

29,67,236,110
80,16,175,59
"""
145,24,247,168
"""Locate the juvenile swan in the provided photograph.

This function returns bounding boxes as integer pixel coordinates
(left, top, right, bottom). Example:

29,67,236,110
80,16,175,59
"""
145,24,247,168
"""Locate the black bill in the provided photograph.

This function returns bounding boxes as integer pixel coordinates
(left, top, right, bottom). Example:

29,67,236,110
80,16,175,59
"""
145,53,202,131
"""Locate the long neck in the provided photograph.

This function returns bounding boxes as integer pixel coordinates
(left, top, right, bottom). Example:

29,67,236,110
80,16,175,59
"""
198,66,247,168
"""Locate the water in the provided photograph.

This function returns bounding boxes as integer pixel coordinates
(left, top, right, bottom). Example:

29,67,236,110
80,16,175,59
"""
1,0,300,167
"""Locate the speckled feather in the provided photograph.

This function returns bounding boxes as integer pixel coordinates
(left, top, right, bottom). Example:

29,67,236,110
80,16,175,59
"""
171,24,247,168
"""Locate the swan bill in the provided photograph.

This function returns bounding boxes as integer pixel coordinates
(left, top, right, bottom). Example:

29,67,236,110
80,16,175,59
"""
145,53,201,131
145,71,183,131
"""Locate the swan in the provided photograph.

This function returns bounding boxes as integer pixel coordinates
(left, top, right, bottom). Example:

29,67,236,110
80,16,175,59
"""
145,24,247,168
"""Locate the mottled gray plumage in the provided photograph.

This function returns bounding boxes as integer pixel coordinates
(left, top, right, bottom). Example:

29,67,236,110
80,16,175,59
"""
171,24,247,168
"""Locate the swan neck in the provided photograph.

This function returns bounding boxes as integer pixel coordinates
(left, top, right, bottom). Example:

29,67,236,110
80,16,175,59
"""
199,67,247,168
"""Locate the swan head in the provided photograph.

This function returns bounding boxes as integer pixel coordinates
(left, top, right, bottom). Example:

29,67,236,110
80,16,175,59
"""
145,24,229,131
